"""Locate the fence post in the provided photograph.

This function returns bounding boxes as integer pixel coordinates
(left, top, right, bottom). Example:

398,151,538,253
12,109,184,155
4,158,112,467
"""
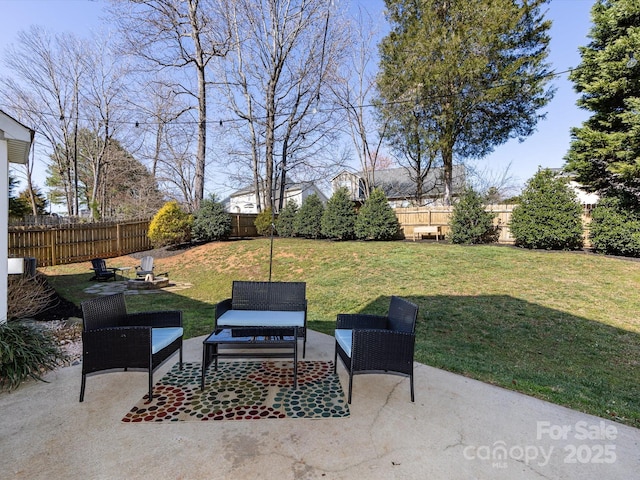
48,229,57,266
117,223,122,255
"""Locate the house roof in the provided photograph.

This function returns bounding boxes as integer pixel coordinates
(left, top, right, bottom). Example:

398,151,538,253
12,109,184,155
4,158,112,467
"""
0,110,34,165
335,165,466,199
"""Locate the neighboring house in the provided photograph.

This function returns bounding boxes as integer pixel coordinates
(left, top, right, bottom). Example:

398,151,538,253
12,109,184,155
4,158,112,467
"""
332,165,466,207
227,182,329,213
567,180,599,209
550,168,600,209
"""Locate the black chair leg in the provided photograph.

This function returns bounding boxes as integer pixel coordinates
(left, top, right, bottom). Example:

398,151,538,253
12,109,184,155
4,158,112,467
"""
147,371,153,403
333,343,338,373
410,374,415,402
79,374,86,402
348,373,353,404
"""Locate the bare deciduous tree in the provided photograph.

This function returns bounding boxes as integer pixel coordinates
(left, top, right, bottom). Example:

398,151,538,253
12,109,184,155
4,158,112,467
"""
122,78,197,207
2,27,141,219
109,0,231,210
217,0,349,211
331,7,389,200
1,26,85,215
79,36,133,218
466,161,520,203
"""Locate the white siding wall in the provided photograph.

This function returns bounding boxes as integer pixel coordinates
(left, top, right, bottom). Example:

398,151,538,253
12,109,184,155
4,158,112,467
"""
229,184,327,213
228,192,260,214
332,172,360,200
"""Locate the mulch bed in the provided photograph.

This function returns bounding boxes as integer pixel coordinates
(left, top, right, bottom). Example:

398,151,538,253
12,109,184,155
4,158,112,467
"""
32,291,82,321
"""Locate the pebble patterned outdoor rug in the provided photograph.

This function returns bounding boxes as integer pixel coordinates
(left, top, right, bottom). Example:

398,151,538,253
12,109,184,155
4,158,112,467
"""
123,361,350,422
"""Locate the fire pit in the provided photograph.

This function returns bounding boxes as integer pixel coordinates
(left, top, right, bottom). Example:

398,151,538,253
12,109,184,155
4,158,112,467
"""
127,276,170,290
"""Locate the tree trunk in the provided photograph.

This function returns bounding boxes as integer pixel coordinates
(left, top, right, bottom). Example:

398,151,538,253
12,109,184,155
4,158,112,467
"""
189,0,207,211
442,146,453,206
265,76,276,212
152,122,163,178
194,63,206,211
278,137,289,212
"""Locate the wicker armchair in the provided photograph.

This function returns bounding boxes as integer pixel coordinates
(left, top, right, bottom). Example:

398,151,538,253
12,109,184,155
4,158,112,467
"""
80,293,183,402
334,296,419,403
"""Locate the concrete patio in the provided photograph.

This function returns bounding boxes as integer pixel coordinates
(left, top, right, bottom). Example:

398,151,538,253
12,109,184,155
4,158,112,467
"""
1,330,638,479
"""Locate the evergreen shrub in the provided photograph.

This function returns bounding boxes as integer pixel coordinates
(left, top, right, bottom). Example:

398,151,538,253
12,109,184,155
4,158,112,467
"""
295,194,325,239
255,208,275,236
321,188,356,240
589,197,640,257
148,201,193,247
510,169,584,250
449,188,500,244
192,195,232,242
0,321,65,391
355,188,400,240
276,201,298,237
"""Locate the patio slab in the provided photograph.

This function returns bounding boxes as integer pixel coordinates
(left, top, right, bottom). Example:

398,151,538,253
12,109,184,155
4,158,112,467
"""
83,279,192,295
1,330,638,479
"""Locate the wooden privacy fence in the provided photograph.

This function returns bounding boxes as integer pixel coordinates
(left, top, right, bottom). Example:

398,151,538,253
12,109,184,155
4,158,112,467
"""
395,205,517,244
231,213,258,238
9,219,153,267
9,209,593,267
394,205,593,245
8,215,260,267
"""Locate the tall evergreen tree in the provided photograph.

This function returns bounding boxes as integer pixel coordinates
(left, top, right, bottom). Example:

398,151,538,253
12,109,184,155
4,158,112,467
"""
8,175,30,219
377,0,554,204
18,187,48,215
565,0,640,206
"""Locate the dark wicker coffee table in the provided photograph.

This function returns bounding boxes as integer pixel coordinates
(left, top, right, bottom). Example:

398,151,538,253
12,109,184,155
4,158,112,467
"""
201,327,299,390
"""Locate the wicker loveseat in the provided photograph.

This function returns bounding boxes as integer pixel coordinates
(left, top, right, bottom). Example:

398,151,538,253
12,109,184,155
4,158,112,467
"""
334,296,419,403
79,293,183,402
214,281,308,356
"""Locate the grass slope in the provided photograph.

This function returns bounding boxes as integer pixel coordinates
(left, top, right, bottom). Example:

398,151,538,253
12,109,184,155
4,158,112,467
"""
42,239,640,427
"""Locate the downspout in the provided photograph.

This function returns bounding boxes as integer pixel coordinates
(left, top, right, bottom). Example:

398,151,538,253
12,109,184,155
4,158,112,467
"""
0,130,9,324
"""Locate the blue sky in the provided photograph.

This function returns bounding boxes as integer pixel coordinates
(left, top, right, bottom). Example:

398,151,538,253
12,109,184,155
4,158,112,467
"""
482,0,593,190
0,0,595,197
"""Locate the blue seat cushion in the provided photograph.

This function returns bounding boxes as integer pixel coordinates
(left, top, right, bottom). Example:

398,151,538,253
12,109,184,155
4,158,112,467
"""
151,327,183,354
335,329,352,358
217,310,305,327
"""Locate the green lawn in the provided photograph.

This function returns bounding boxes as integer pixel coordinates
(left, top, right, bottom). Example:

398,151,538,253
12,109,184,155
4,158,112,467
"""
41,238,640,427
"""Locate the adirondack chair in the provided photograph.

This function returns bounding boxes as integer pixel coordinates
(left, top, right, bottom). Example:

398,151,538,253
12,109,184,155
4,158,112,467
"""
135,256,154,278
90,258,117,282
